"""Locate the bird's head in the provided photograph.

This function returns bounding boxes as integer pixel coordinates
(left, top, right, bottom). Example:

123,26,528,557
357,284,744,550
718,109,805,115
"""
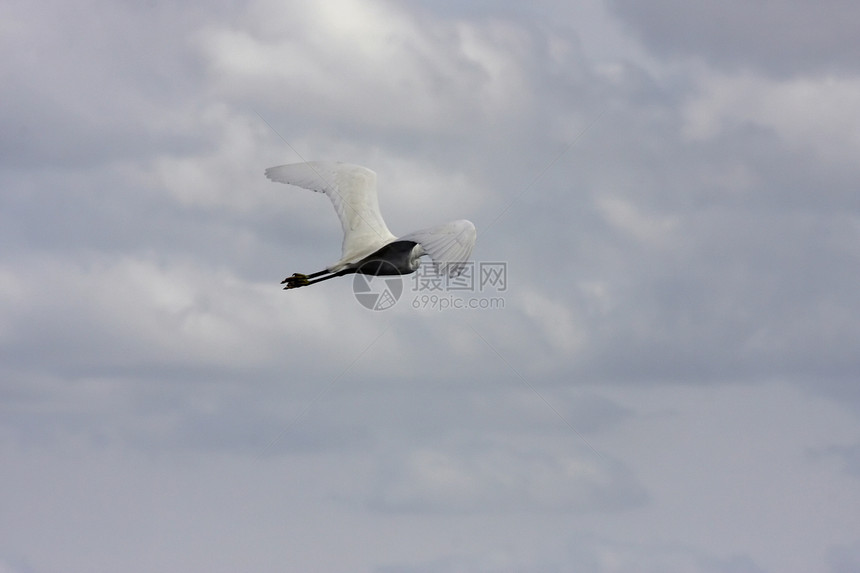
408,244,426,272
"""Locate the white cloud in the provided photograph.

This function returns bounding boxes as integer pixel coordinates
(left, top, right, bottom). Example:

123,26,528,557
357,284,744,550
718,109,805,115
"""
596,195,679,245
370,439,645,513
682,72,860,165
521,288,586,355
194,0,533,134
0,252,365,376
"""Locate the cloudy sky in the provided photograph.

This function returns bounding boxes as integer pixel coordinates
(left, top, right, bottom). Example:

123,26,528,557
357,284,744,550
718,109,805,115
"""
3,0,860,571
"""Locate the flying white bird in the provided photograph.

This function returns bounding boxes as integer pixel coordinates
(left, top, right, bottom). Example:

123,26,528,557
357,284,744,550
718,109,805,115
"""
265,162,476,289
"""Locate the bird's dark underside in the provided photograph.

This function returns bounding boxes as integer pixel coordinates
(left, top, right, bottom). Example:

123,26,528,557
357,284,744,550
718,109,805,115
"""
282,240,419,289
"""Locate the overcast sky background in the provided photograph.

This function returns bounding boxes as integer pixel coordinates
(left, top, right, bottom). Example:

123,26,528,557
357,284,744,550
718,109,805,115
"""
3,0,860,571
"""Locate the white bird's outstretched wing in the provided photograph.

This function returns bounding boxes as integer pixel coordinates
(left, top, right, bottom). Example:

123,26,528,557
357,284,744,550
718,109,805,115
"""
400,219,477,277
265,162,397,266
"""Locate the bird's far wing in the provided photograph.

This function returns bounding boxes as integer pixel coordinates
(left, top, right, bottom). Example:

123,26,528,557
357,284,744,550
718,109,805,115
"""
265,162,397,264
400,219,477,277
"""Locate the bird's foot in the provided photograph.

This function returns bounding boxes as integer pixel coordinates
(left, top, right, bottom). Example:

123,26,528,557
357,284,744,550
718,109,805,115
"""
281,273,309,289
280,272,307,284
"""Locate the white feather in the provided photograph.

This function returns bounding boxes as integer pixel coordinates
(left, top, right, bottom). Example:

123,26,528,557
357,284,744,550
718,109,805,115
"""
265,162,397,269
400,219,477,277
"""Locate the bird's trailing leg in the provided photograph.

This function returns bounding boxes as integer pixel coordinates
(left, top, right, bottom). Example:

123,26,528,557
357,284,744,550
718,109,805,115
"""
281,269,351,289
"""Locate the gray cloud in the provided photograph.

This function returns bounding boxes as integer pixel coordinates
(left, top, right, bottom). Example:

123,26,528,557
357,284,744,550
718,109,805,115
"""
829,542,860,573
810,443,860,478
609,0,860,76
375,535,767,573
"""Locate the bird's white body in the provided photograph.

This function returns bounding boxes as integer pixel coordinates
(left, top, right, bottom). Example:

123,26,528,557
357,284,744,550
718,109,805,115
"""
266,162,476,284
